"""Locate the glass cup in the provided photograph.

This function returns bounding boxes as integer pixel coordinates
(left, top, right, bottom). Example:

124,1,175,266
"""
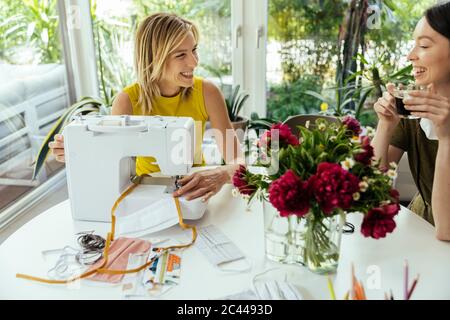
392,83,427,119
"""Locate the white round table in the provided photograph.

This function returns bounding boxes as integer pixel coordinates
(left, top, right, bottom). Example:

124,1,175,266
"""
1,184,449,300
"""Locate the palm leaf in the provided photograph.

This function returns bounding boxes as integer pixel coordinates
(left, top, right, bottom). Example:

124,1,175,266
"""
233,93,249,118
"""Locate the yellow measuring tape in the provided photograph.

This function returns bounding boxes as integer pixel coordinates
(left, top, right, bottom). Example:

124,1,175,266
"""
16,175,197,284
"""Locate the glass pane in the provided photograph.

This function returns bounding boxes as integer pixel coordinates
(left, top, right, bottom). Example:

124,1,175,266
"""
0,0,70,211
266,0,435,126
91,0,232,105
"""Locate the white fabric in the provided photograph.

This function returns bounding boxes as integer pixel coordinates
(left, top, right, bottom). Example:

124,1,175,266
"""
116,197,179,237
195,225,251,273
420,118,438,140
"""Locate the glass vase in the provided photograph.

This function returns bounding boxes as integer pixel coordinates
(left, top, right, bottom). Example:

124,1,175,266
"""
263,201,345,274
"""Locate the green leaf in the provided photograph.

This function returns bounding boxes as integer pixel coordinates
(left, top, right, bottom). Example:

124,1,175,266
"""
303,90,329,103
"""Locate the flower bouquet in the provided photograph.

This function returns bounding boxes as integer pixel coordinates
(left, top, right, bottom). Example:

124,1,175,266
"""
232,117,400,274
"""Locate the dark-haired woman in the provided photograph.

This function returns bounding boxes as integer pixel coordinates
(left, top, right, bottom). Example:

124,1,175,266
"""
372,1,450,240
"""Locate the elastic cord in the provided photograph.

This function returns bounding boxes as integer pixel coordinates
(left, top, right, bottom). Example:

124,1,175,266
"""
16,174,197,284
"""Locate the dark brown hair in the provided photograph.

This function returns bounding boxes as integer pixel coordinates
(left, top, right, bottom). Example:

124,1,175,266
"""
425,1,450,40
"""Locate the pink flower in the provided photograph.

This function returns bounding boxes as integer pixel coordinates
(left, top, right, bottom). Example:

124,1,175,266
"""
232,165,256,196
259,123,299,148
342,116,362,136
361,203,400,239
268,170,310,217
309,162,360,214
355,136,374,165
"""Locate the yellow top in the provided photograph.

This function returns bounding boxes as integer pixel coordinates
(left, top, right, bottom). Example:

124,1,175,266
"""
123,77,208,175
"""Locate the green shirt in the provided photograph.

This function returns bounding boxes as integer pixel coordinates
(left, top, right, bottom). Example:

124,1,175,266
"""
390,119,438,225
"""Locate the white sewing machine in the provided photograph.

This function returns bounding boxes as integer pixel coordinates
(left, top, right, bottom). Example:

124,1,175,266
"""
63,115,207,230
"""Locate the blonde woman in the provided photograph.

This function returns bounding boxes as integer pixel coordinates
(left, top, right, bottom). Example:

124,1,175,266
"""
50,13,243,202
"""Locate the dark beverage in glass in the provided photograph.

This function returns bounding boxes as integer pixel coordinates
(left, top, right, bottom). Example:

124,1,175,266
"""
393,92,411,117
392,84,422,119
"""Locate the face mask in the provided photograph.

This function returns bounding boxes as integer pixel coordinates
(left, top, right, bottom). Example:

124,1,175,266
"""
86,237,151,283
195,225,251,273
420,118,438,140
116,196,207,238
116,197,179,237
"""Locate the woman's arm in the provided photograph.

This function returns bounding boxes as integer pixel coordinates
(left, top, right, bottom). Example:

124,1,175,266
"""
405,85,450,240
432,141,450,240
111,92,133,115
202,79,244,167
372,122,404,168
174,80,244,201
371,84,404,168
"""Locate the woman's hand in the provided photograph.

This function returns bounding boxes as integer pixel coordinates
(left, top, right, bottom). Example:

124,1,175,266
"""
373,83,401,129
404,84,450,141
48,134,66,162
173,166,236,202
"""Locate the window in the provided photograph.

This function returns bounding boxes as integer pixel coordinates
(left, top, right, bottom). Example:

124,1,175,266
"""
265,0,435,126
0,0,70,214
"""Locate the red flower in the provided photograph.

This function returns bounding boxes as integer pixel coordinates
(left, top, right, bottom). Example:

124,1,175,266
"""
309,162,360,214
232,165,256,196
268,170,310,217
342,116,362,136
390,189,400,203
355,136,374,165
361,203,400,239
259,123,299,148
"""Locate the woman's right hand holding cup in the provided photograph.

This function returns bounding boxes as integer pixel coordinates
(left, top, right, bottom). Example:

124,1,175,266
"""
374,83,401,129
48,134,66,163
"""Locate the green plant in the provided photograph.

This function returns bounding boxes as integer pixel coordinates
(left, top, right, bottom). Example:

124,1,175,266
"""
267,75,323,122
225,85,249,122
0,0,61,64
32,97,111,180
303,60,413,127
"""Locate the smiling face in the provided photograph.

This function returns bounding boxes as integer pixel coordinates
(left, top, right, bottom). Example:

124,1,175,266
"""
407,17,450,89
158,31,199,96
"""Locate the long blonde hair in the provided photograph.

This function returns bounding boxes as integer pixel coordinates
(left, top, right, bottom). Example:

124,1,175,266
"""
134,13,199,114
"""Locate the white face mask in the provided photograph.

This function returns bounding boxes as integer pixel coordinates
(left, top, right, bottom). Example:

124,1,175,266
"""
420,118,438,140
195,225,251,273
115,196,207,237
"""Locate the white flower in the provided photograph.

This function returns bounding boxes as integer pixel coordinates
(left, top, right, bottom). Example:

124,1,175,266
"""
374,169,381,175
340,157,355,171
353,192,361,201
232,188,239,197
365,126,375,138
359,181,369,192
318,123,326,131
305,120,310,129
389,162,398,170
330,136,337,142
387,169,398,180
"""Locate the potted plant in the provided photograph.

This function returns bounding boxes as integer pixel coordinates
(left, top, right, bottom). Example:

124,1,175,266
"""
225,85,250,141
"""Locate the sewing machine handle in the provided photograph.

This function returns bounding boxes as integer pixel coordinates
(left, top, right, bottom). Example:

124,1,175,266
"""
87,119,148,133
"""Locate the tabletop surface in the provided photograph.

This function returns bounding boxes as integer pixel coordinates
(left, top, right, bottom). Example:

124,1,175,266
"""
1,184,449,300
